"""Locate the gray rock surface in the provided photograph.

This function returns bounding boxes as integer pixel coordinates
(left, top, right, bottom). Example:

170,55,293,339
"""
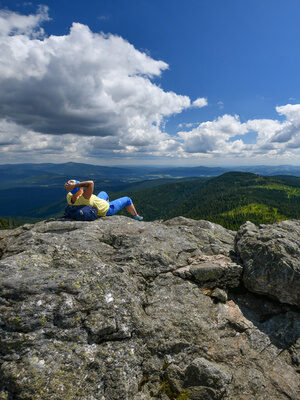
235,220,300,307
0,216,299,399
173,254,242,289
210,287,228,302
164,217,235,256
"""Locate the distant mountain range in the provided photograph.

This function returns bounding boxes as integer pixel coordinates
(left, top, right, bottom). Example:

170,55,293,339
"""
1,162,300,229
1,162,300,183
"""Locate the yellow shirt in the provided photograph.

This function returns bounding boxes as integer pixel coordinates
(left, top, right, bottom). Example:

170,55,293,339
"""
67,192,109,217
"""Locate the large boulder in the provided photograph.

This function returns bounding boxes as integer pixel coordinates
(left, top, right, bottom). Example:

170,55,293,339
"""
235,220,300,308
0,217,299,399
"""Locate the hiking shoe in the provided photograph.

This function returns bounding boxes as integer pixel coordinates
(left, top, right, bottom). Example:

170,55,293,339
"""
132,214,143,221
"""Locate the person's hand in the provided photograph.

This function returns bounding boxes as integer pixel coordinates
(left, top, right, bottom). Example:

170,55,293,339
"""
64,180,76,191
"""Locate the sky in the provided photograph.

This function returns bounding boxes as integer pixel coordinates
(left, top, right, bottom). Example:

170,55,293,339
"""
0,0,300,166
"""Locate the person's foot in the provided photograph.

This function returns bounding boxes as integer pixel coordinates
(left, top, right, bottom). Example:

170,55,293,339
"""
132,214,143,221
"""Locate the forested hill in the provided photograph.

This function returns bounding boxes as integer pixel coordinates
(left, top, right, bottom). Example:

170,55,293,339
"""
119,171,300,230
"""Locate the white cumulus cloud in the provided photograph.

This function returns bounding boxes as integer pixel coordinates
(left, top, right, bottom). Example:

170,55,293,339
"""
175,107,300,160
0,6,196,162
271,104,300,148
0,119,93,163
0,5,49,37
178,114,248,154
192,97,208,108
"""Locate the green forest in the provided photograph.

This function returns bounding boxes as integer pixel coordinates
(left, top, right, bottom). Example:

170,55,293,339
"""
0,217,20,230
117,172,300,230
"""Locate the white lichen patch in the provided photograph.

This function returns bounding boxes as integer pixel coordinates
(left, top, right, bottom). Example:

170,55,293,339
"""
80,344,98,362
30,356,46,371
105,293,114,303
64,294,74,309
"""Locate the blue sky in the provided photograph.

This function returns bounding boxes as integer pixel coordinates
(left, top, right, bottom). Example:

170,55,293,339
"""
0,0,300,165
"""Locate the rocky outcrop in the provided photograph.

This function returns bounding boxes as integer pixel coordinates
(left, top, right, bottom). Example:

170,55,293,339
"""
235,220,300,307
0,216,299,400
173,254,242,290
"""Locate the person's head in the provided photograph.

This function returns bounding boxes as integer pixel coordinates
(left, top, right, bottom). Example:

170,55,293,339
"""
64,179,80,194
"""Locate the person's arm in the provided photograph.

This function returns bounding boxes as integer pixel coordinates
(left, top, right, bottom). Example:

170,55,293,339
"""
70,188,83,204
65,180,94,200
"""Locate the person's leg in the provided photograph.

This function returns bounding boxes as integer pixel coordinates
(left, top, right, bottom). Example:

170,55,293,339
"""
125,202,138,216
106,197,142,220
97,191,109,201
106,197,132,216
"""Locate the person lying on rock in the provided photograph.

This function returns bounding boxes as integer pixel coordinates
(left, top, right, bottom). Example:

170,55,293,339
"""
64,180,143,221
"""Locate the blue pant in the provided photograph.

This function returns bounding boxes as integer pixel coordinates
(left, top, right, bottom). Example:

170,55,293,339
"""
97,191,132,216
